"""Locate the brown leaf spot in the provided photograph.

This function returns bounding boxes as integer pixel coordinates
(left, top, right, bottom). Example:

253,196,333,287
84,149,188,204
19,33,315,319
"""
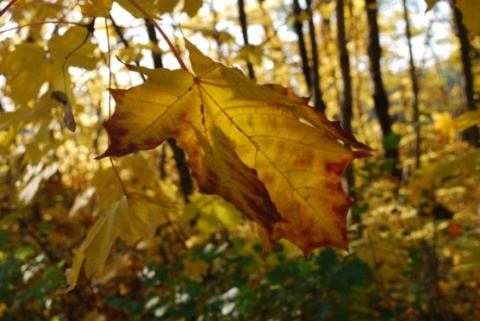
144,137,161,149
325,161,347,175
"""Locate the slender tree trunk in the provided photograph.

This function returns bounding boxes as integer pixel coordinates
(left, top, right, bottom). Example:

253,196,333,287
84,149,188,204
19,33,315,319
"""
402,0,421,169
293,0,312,89
337,0,357,226
306,0,327,112
451,0,479,147
365,0,401,178
238,0,255,80
146,21,193,203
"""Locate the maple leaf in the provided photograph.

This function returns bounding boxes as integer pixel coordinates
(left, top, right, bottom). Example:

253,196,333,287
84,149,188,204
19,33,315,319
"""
63,193,174,292
98,40,370,255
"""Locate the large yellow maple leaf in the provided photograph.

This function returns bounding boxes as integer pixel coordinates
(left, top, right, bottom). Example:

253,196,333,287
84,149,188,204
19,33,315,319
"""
98,40,370,256
425,0,480,36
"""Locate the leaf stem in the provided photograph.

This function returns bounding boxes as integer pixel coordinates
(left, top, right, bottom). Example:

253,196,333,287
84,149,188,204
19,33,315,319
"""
127,0,188,71
110,157,127,195
105,17,127,195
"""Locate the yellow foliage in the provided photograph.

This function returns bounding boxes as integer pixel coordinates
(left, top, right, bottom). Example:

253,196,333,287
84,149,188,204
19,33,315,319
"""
432,111,456,144
0,43,48,103
456,110,480,131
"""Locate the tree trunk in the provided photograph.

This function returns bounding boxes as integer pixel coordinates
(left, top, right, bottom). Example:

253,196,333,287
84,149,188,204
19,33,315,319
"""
451,0,479,147
293,0,312,89
306,0,327,112
146,20,194,203
365,0,401,178
402,0,421,169
337,0,357,226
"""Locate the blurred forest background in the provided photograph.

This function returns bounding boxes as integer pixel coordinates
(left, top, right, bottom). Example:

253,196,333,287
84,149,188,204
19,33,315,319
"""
1,0,480,320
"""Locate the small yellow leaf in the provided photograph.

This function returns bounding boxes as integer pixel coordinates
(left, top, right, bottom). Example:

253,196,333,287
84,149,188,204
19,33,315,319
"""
81,196,129,277
64,195,129,292
62,250,86,293
183,0,203,17
238,45,264,65
118,193,174,245
432,111,455,143
456,110,480,131
64,193,177,291
81,0,114,17
184,194,243,237
0,104,50,132
157,0,179,14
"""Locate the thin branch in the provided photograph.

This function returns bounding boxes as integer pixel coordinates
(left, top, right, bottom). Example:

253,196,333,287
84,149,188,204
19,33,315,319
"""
0,20,86,34
62,19,96,93
0,0,17,18
108,14,130,48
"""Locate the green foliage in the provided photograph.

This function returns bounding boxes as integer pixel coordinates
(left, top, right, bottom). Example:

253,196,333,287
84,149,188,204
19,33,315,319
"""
0,231,65,321
101,241,375,321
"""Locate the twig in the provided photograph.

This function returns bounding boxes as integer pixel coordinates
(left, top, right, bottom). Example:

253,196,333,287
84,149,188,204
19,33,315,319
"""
0,20,85,34
0,0,17,18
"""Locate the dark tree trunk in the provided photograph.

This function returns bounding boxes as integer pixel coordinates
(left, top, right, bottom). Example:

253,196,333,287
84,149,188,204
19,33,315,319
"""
336,0,357,226
402,0,421,169
365,0,401,178
293,0,312,89
146,20,194,203
238,0,256,80
306,0,327,112
451,0,479,147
